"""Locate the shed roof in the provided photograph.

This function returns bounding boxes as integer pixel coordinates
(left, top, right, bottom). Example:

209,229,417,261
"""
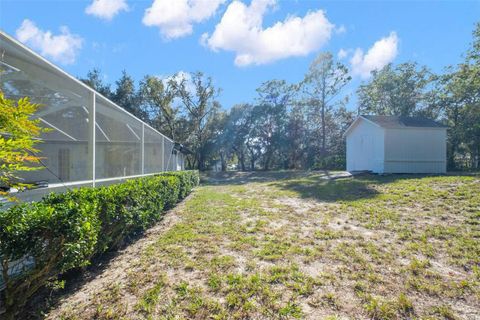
362,115,447,128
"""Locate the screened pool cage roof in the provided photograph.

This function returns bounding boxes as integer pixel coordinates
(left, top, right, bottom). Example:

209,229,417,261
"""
0,31,174,145
0,31,186,203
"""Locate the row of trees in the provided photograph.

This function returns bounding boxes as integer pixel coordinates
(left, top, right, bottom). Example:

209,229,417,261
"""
211,56,355,171
80,23,480,171
80,52,356,171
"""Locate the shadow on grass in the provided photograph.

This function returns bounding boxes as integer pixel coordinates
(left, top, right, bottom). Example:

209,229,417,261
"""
203,170,385,202
271,173,384,202
271,171,478,202
203,170,470,203
202,170,316,186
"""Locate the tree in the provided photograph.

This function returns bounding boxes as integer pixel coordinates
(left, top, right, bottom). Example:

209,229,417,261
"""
253,80,291,170
437,23,480,169
320,106,355,169
139,75,178,139
79,68,112,98
112,71,146,120
301,52,351,163
171,72,220,170
357,62,437,117
209,110,230,171
224,104,255,171
0,92,46,200
284,103,308,169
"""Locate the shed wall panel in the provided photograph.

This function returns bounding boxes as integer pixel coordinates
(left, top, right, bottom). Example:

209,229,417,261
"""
383,161,446,173
384,128,446,173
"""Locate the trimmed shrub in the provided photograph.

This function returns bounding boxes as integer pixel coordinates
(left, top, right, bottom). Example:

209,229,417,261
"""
159,171,200,199
0,170,199,318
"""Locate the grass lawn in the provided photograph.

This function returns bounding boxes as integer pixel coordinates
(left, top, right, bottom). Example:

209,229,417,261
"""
44,171,479,320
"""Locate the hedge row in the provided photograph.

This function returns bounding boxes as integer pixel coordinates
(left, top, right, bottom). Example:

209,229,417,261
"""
0,170,199,317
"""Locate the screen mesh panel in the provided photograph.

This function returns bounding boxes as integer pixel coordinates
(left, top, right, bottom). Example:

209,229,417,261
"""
163,138,175,171
0,57,92,184
144,126,164,174
95,97,142,179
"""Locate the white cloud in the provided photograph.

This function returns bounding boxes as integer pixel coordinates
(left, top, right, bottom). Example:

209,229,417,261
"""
350,32,398,79
337,48,348,59
156,71,196,93
336,25,346,34
160,71,191,87
202,0,335,66
16,19,83,65
143,0,226,39
85,0,129,21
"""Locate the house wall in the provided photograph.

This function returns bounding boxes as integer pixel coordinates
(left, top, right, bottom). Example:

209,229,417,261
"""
16,141,90,184
384,128,447,173
346,119,385,172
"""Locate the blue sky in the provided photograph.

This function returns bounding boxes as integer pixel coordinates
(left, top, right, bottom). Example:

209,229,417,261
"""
1,0,479,110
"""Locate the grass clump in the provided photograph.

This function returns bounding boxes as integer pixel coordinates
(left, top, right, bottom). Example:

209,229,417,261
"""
430,304,458,320
363,295,397,320
136,277,166,314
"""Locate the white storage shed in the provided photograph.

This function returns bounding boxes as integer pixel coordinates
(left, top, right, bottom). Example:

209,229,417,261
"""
345,115,447,174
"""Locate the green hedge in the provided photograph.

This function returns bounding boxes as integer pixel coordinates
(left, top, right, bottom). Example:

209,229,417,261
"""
0,170,199,318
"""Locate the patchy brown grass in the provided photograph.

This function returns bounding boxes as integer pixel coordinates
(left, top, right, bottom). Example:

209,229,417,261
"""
40,171,479,319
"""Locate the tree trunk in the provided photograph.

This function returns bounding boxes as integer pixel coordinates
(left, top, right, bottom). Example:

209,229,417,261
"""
220,152,227,172
471,149,479,169
476,146,480,169
238,150,246,171
264,153,271,171
186,156,193,170
448,108,460,170
321,104,326,155
321,82,326,155
197,152,205,171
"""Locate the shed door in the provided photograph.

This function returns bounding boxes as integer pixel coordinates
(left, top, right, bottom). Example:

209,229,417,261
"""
357,135,374,171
